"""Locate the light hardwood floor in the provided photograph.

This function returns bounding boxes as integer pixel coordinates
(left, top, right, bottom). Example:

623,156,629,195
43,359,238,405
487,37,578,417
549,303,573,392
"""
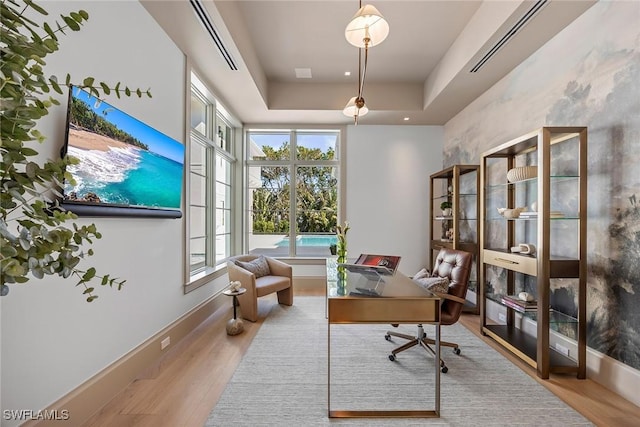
83,289,640,426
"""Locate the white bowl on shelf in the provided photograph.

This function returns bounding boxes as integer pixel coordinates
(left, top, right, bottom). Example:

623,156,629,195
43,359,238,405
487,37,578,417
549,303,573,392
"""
507,166,537,183
497,207,527,219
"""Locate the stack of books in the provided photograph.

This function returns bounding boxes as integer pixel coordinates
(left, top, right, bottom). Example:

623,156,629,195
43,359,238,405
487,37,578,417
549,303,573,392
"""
501,294,537,312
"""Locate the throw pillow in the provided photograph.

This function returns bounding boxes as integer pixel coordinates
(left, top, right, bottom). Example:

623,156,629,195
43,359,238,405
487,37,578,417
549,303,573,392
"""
412,268,430,280
414,276,450,294
236,255,271,278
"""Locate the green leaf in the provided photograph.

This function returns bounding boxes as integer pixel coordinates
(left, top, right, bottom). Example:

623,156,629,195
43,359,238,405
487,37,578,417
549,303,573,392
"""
25,0,49,15
62,15,80,31
43,22,57,40
82,267,96,281
100,82,110,95
82,77,95,87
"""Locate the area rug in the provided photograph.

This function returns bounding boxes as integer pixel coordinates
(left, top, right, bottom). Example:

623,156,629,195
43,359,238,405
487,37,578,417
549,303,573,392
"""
205,296,592,426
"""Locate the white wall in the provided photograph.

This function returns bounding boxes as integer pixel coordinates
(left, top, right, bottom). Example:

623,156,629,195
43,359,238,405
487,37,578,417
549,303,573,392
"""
345,125,443,275
0,2,227,423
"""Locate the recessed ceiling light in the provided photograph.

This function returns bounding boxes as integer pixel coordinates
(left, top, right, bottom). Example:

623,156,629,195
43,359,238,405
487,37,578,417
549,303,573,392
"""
295,68,312,79
403,117,410,121
344,71,351,76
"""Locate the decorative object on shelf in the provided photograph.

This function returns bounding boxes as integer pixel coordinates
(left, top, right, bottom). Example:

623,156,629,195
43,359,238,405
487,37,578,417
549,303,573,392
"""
497,207,527,219
510,243,536,255
446,228,454,241
440,201,453,216
507,165,538,182
343,0,389,124
518,291,535,302
329,243,337,255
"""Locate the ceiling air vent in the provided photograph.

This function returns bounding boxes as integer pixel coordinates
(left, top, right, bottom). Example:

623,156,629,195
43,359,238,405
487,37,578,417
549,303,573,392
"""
189,0,238,71
470,0,548,73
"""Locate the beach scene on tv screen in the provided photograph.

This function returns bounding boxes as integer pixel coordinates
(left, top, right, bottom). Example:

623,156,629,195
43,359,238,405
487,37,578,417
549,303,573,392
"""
63,87,184,210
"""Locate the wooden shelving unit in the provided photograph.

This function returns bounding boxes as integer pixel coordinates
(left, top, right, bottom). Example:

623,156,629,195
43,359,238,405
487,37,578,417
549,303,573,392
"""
429,165,479,314
479,127,587,379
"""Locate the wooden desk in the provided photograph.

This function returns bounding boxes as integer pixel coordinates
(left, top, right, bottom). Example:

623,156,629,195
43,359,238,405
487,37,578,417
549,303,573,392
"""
326,259,441,418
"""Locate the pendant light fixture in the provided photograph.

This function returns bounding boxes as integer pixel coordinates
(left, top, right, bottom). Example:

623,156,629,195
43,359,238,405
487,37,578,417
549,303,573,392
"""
342,1,389,124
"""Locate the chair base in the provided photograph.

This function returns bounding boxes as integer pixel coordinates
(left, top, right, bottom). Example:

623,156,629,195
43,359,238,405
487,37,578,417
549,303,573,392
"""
385,324,461,373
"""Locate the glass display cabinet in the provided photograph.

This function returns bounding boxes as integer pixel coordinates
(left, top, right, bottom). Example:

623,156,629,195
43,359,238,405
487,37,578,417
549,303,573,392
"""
479,127,587,379
429,165,479,314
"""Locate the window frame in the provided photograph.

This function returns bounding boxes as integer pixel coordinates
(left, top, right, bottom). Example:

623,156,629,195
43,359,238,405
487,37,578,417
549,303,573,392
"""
244,126,346,258
185,73,240,293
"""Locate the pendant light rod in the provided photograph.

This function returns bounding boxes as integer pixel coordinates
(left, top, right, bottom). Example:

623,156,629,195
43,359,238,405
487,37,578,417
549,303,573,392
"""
343,0,387,124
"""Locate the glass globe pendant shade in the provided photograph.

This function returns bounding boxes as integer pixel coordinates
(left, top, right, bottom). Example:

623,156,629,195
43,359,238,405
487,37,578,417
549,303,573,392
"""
345,4,389,48
343,96,369,118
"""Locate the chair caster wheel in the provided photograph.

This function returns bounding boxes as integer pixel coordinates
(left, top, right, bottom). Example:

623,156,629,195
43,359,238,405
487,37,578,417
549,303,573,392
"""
453,348,461,355
385,334,391,341
441,366,448,374
389,354,396,361
440,360,445,367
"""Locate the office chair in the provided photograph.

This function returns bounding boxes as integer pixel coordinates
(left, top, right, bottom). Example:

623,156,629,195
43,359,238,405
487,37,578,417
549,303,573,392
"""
385,248,472,373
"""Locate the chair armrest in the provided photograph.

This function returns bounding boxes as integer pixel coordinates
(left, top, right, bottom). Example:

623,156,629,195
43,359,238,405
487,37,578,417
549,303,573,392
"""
227,262,257,291
433,292,467,305
266,257,292,278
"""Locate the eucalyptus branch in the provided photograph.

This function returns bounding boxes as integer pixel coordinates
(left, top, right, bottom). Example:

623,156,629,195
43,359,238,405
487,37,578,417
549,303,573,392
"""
1,0,151,300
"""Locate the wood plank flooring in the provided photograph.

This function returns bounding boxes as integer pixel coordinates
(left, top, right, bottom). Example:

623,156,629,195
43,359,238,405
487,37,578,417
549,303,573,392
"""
83,289,640,426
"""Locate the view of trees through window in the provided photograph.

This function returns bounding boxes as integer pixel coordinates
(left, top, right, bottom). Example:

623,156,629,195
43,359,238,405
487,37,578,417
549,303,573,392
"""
247,131,340,256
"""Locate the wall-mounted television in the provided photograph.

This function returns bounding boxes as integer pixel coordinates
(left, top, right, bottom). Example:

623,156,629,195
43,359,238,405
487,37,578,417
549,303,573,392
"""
60,86,184,218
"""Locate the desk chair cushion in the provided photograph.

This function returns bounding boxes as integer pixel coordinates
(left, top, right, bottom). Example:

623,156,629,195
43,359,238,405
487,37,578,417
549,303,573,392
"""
414,276,450,294
412,268,430,280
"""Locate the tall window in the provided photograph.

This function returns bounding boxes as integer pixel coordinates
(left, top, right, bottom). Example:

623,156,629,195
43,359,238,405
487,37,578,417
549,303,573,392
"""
246,129,341,257
187,73,237,289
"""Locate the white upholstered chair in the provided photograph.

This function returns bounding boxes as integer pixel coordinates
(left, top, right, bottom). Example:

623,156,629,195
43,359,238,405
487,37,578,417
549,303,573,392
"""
227,255,293,322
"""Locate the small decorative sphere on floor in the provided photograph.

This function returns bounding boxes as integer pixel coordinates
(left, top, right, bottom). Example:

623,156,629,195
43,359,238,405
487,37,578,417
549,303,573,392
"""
226,318,244,335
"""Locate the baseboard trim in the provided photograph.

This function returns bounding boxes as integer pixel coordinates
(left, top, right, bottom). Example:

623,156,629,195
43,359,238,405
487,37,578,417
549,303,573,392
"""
486,299,640,408
26,293,227,427
587,347,640,407
294,276,325,291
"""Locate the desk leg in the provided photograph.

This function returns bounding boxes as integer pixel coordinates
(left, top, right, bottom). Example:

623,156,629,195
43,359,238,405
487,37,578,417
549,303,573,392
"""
435,322,440,414
327,319,331,416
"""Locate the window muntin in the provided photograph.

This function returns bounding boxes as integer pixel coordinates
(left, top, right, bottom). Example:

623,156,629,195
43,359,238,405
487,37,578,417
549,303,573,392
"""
215,154,232,263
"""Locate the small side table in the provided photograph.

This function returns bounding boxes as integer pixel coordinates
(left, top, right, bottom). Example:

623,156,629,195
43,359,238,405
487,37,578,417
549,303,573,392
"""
223,288,246,336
